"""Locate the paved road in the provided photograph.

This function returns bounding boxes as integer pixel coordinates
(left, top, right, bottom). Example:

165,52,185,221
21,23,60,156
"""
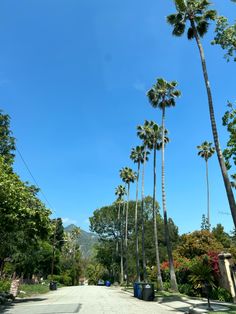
0,286,184,314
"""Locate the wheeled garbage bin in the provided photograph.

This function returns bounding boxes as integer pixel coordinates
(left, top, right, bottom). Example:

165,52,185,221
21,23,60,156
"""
49,281,57,290
142,283,154,301
133,282,142,298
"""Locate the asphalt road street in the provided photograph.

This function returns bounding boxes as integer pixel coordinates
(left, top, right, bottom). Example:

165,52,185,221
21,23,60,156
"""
0,286,184,314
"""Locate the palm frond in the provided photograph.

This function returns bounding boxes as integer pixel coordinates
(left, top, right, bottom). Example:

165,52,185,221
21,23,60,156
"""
204,9,217,21
197,20,209,37
166,14,178,25
175,0,187,12
187,27,195,39
172,22,186,36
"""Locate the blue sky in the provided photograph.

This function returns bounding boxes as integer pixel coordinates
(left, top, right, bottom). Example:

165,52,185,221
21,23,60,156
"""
0,0,235,234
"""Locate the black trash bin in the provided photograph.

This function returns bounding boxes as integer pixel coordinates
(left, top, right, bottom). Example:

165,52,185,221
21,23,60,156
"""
49,281,57,290
142,283,154,301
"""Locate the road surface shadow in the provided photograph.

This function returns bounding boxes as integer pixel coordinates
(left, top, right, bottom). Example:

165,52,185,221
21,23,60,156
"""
14,297,47,303
0,302,82,313
0,298,47,313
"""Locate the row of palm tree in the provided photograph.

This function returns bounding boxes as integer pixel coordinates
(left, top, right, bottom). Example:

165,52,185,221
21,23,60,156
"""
113,0,235,291
167,0,236,226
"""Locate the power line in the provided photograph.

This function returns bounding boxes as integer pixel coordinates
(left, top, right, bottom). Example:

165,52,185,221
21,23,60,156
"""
16,146,54,211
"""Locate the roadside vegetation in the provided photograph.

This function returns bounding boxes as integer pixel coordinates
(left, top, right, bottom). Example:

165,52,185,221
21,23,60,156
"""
0,0,235,307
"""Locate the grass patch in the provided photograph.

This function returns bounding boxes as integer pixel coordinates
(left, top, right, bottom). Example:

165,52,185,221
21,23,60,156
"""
209,305,236,313
18,284,50,298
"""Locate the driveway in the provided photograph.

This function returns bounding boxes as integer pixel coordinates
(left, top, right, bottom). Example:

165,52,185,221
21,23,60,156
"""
1,286,183,314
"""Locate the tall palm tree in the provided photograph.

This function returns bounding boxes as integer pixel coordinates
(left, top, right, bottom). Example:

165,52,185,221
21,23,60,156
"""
167,0,236,227
119,167,136,284
137,121,151,281
147,78,181,292
115,185,126,284
197,141,215,227
130,146,147,282
147,121,170,291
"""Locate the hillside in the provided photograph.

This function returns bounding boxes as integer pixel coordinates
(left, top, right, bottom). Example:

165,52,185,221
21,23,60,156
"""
64,224,98,258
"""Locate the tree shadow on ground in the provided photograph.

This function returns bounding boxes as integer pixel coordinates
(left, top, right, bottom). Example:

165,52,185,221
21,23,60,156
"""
0,297,48,313
158,294,230,313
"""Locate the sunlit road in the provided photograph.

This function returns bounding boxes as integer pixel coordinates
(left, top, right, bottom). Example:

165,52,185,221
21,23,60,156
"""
1,286,183,314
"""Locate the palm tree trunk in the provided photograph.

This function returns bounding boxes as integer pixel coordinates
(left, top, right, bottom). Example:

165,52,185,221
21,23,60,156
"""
191,20,236,228
206,159,210,227
153,141,164,290
161,107,178,292
125,183,130,285
120,201,125,285
135,162,140,281
117,201,121,282
141,148,147,282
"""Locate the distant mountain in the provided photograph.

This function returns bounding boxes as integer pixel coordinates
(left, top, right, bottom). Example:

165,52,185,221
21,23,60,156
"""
64,224,98,258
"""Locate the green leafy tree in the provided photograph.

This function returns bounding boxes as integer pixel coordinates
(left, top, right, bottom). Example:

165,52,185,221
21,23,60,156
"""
212,224,231,248
167,0,236,228
212,16,236,62
130,146,147,281
115,185,126,283
176,230,223,259
201,214,210,231
222,102,236,188
0,110,15,166
137,121,151,281
119,167,136,284
147,78,181,291
197,141,215,226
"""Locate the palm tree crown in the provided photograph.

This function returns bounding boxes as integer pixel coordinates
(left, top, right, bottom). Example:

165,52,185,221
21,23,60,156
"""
119,167,136,185
146,121,169,150
167,0,217,39
197,141,215,161
147,78,181,110
130,146,149,164
115,185,127,200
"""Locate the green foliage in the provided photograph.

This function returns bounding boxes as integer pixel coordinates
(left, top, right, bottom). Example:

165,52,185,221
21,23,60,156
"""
18,284,49,297
189,256,215,290
0,280,11,292
89,197,179,282
178,283,195,296
167,0,217,39
86,263,107,285
210,287,233,302
212,224,231,248
147,78,181,110
0,110,15,166
163,281,171,291
197,141,215,162
222,102,236,188
175,230,223,259
212,16,236,62
0,156,52,269
201,214,210,231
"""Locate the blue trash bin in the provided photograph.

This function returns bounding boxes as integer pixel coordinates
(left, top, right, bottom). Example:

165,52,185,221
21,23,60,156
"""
134,282,142,298
105,280,111,287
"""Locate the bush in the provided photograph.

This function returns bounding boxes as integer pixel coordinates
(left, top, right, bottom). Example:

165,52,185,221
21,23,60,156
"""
0,280,11,293
178,283,195,296
47,274,72,286
163,281,171,291
210,287,233,302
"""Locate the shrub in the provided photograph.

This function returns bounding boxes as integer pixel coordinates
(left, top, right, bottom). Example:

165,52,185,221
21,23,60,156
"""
163,281,171,291
178,283,195,296
211,287,233,302
0,280,11,293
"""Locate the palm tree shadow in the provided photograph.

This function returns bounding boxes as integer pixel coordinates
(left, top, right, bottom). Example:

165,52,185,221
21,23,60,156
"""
158,294,211,313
